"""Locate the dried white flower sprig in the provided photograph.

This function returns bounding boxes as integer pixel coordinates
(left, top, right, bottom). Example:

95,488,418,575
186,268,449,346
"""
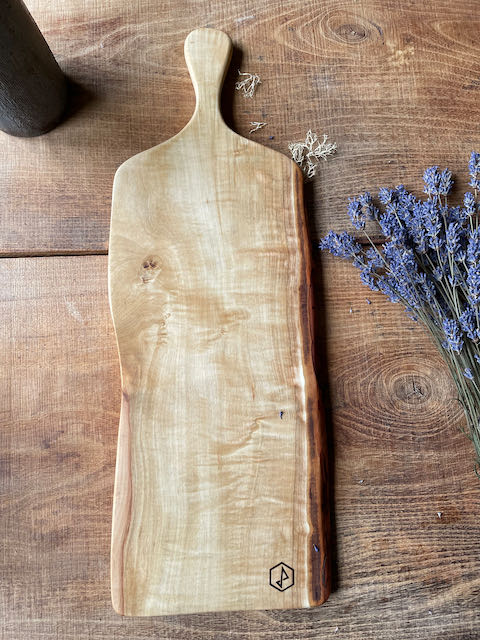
249,121,267,134
289,130,337,179
235,70,261,98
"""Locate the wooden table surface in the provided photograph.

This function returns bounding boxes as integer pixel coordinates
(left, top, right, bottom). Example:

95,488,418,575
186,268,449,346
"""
1,0,479,638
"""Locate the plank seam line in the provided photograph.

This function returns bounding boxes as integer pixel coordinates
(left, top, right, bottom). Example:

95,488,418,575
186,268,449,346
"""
0,250,109,259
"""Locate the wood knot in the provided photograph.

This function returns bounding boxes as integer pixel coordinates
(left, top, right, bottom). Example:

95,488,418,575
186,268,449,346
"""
334,23,367,42
392,375,431,406
322,11,382,46
140,255,161,284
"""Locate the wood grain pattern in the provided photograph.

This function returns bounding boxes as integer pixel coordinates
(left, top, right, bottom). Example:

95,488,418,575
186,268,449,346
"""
3,0,480,253
108,27,329,616
1,254,479,638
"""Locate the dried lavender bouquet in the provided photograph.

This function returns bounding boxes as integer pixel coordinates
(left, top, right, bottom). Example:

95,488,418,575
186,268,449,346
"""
320,153,480,474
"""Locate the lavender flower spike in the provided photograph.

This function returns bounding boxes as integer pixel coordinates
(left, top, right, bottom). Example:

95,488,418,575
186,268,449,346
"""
442,318,464,353
466,265,480,306
319,230,363,261
423,165,441,197
459,307,477,340
467,228,480,265
347,192,377,230
439,168,453,196
464,367,474,380
464,191,476,217
445,222,460,254
468,151,480,190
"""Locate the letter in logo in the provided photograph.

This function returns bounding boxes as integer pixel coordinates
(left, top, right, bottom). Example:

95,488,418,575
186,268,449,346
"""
269,562,294,591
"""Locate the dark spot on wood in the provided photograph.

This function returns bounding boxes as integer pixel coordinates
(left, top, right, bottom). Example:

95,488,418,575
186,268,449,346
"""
143,258,158,269
335,23,367,43
406,380,425,399
140,255,161,284
463,78,480,90
41,429,64,450
55,451,81,463
394,375,431,405
421,575,453,590
33,526,71,549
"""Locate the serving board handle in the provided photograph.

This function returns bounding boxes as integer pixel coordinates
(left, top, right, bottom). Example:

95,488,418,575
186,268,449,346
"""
184,28,233,124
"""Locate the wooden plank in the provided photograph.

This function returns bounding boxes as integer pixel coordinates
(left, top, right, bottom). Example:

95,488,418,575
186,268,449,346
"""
1,254,479,637
108,27,329,615
2,0,480,254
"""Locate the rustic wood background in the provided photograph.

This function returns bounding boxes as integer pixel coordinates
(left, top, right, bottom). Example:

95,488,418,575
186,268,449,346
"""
1,0,479,638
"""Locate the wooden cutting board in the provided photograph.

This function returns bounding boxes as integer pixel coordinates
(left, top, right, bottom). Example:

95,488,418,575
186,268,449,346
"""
108,27,329,617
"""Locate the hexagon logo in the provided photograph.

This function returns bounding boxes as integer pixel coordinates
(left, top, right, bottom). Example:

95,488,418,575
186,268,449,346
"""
269,562,294,591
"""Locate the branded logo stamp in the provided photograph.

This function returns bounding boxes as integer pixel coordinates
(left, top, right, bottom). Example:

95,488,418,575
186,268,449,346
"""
269,562,294,591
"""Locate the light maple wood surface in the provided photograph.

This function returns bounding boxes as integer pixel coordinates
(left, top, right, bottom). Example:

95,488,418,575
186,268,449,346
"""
108,28,329,616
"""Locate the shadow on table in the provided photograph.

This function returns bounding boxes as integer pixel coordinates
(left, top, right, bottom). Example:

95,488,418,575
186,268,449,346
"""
303,179,338,596
62,77,96,122
221,43,243,133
